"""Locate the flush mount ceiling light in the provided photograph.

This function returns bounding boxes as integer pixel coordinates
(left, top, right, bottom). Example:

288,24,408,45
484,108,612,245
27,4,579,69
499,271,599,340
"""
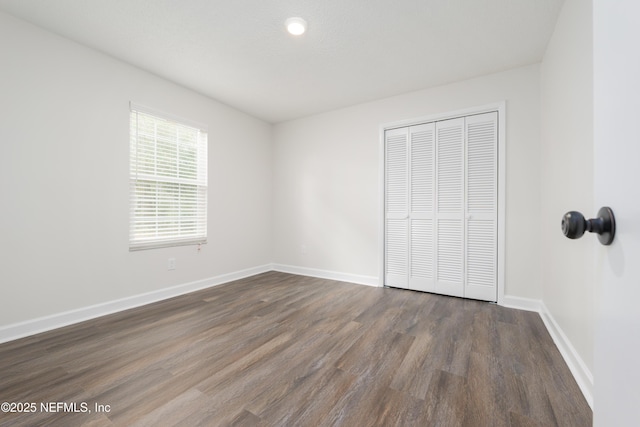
285,17,307,36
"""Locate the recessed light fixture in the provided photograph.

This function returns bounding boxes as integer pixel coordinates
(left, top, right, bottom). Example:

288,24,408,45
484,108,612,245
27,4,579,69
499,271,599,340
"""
285,17,307,36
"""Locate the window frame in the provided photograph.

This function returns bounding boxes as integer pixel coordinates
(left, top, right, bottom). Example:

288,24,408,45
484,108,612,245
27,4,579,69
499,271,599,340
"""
129,103,208,251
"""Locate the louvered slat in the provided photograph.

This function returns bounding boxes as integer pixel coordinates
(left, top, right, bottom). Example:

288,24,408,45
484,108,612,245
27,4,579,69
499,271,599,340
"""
411,126,434,214
386,219,408,285
411,219,433,279
467,119,496,213
437,219,463,283
385,132,408,217
467,219,496,287
437,123,463,213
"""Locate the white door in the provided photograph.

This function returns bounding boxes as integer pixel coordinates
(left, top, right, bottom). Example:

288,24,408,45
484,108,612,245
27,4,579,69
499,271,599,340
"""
593,1,640,425
465,113,498,301
409,123,436,292
384,127,409,289
384,111,498,302
435,117,465,297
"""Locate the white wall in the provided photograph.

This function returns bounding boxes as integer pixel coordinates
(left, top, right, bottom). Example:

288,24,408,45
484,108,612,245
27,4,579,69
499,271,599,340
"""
0,12,273,327
540,0,594,382
273,65,541,299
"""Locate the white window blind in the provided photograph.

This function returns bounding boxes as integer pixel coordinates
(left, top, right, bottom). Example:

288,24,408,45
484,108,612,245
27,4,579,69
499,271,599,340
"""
129,104,208,250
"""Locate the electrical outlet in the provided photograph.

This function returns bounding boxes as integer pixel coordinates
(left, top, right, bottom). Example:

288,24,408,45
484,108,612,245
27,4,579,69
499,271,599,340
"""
168,258,176,270
301,244,307,255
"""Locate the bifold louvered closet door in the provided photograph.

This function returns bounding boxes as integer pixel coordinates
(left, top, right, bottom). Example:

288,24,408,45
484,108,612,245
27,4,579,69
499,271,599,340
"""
384,111,497,302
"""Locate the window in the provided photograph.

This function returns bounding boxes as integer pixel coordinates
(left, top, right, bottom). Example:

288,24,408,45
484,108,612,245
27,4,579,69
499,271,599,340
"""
129,103,208,250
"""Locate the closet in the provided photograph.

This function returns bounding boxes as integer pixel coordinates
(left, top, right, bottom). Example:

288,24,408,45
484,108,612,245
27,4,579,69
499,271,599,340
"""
384,111,498,302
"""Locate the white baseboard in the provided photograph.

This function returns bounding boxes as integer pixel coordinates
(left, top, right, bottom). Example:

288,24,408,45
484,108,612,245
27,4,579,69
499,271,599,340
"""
538,301,594,409
502,295,543,312
501,294,593,409
0,264,272,345
271,263,380,287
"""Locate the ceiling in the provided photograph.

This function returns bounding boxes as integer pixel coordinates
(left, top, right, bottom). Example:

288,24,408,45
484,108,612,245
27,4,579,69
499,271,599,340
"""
0,0,564,123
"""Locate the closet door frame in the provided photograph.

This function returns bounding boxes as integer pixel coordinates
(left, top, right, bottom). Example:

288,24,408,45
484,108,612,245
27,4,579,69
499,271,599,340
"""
378,102,506,305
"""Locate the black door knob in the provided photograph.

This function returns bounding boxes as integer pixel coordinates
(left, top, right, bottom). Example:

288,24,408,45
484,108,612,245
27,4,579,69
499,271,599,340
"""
561,207,616,245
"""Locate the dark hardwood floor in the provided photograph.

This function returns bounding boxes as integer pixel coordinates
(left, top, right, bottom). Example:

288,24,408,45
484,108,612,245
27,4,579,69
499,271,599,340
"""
0,272,592,426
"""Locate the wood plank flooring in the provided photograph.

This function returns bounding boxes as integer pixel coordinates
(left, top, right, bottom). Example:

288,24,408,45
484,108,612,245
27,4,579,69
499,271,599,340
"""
0,272,592,426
